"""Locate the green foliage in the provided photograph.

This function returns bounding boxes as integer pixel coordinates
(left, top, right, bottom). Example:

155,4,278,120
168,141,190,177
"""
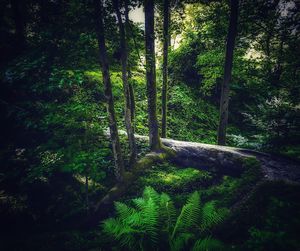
242,94,300,149
192,237,223,251
102,187,227,251
200,157,262,207
227,182,300,251
133,163,213,194
168,84,218,143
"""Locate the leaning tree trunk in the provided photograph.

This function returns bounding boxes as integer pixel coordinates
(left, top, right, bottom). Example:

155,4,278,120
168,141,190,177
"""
145,0,162,151
217,0,239,146
113,0,137,165
161,0,169,138
94,0,125,181
124,0,136,124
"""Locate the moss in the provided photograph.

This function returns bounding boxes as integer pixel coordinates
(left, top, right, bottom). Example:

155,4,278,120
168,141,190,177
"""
130,163,213,196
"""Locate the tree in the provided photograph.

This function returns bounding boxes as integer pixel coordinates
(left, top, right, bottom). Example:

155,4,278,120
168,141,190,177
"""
94,0,125,181
145,0,162,150
217,0,239,145
161,0,170,138
113,0,137,165
124,0,137,124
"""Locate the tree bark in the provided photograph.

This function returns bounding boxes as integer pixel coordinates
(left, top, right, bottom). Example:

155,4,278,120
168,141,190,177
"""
145,0,162,151
124,0,136,124
161,0,169,138
113,0,137,165
217,0,239,145
94,0,125,181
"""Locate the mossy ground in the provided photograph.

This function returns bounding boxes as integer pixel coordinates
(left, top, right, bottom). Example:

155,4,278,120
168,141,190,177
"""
1,144,300,251
124,162,215,200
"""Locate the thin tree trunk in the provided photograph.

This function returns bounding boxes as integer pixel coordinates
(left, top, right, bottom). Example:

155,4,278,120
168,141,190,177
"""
94,0,125,181
113,0,137,165
145,0,162,151
161,0,169,138
217,0,239,146
124,0,136,124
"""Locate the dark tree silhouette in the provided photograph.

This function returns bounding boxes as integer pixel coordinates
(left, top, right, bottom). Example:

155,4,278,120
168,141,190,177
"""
113,0,137,165
145,0,162,150
94,0,125,181
161,0,170,138
217,0,239,145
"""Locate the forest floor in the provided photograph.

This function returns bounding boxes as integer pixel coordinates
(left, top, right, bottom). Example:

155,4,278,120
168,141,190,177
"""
1,135,300,251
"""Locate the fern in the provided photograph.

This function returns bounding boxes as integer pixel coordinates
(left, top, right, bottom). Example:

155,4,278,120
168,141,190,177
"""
159,192,177,233
201,201,228,232
140,197,159,242
171,191,201,239
115,201,136,222
143,186,160,204
191,237,223,251
102,187,226,251
170,233,194,251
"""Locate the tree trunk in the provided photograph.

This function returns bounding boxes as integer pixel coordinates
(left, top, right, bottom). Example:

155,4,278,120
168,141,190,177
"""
113,0,137,165
217,0,239,146
94,0,125,181
145,0,162,151
124,0,136,124
161,0,169,138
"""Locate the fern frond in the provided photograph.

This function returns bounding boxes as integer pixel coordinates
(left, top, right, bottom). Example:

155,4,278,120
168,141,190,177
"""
125,211,144,227
201,201,228,232
143,186,160,204
191,237,223,251
140,197,159,242
171,191,201,238
115,202,136,222
132,197,147,210
102,218,121,237
160,192,177,232
170,233,194,251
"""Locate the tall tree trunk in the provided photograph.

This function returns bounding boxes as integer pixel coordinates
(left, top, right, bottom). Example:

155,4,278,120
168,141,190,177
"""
145,0,162,151
124,0,136,124
113,0,137,165
94,0,125,181
217,0,239,146
161,0,169,138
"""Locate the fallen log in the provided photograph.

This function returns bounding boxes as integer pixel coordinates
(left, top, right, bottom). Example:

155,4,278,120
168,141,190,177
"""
81,134,300,229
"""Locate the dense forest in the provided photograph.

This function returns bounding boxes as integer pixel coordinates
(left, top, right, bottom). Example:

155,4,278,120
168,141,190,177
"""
1,0,300,250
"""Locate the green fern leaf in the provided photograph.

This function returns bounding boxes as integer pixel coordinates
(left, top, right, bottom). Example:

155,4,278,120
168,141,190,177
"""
201,201,228,232
170,233,194,251
171,191,201,238
115,202,136,222
191,237,223,251
140,197,159,242
143,186,160,204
